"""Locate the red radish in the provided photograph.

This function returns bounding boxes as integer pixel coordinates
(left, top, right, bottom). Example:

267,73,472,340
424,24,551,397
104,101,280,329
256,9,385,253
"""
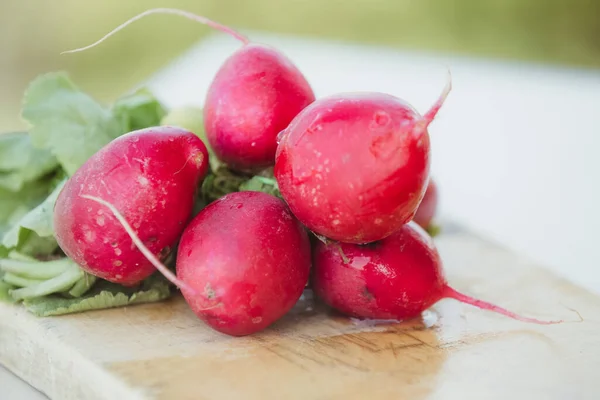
84,190,311,335
204,43,315,171
413,178,439,230
175,191,312,336
54,127,209,286
274,80,450,244
63,8,316,171
313,221,561,324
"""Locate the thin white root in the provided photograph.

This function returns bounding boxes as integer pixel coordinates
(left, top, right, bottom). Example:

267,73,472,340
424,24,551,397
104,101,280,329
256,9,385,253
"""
80,194,196,296
61,8,249,55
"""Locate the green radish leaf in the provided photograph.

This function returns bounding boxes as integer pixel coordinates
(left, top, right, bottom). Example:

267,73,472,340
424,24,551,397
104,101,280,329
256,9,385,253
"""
0,182,53,228
0,180,55,256
66,274,98,298
239,176,281,198
0,271,15,303
9,266,84,301
161,106,220,172
0,254,71,280
112,88,167,133
21,72,122,176
11,233,58,259
200,167,250,204
21,274,171,317
2,179,65,250
0,256,82,301
425,223,442,238
3,272,45,288
0,132,59,192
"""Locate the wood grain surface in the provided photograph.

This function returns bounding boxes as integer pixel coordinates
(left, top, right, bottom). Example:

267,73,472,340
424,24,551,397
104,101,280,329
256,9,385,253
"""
1,227,598,400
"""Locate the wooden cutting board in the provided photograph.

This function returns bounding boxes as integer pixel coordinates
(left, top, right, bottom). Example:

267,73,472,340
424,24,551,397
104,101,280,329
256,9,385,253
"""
1,226,599,400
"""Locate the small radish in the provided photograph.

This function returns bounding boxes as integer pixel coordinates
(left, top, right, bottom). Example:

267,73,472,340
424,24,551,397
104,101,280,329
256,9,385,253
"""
312,221,561,324
63,8,316,172
413,178,439,234
176,191,311,336
54,127,209,286
275,79,450,244
204,42,315,171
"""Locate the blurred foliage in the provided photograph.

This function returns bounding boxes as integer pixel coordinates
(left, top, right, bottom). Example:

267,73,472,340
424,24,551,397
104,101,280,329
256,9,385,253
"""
1,0,599,131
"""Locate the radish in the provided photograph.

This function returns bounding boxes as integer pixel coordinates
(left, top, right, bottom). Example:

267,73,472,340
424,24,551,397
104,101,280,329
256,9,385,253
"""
84,191,311,336
274,79,451,244
63,8,316,172
53,126,209,286
176,191,311,336
312,221,561,324
204,42,315,171
413,178,439,234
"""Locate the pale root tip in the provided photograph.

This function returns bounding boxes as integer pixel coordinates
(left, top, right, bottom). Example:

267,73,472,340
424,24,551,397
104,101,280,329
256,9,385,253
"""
443,286,565,326
61,8,249,55
420,69,453,128
61,47,94,56
79,194,197,296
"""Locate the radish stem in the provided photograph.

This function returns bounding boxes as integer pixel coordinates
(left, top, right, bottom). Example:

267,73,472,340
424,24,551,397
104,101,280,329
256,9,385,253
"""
0,258,73,279
3,273,45,288
67,274,97,297
10,267,83,301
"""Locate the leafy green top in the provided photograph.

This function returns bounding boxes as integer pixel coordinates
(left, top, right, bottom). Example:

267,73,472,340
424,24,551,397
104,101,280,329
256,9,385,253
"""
0,72,172,316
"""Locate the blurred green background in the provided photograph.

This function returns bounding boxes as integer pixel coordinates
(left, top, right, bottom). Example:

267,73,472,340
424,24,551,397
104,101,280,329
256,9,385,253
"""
1,0,599,132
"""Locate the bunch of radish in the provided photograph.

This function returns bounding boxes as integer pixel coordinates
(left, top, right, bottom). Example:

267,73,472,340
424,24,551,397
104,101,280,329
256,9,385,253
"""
54,8,561,336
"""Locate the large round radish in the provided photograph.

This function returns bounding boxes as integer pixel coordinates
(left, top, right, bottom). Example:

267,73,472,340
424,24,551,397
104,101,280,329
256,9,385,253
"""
63,8,315,171
176,191,311,336
54,127,209,286
313,221,560,324
274,82,450,244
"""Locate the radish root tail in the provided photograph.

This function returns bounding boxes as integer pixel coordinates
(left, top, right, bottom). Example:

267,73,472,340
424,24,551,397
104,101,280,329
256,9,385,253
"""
414,69,452,135
62,8,249,55
443,286,563,325
80,194,196,296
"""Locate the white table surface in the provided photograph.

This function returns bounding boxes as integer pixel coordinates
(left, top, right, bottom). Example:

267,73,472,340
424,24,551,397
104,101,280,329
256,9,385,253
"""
4,31,600,399
1,365,46,399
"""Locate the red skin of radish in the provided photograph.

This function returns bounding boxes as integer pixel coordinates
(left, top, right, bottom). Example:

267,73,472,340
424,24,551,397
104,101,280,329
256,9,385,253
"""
413,179,438,230
176,191,311,336
275,92,438,244
54,127,209,286
204,43,315,171
313,221,558,324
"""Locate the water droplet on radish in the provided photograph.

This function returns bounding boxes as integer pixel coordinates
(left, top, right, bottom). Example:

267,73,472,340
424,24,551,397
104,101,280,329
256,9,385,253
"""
137,176,150,186
349,256,370,269
276,129,288,145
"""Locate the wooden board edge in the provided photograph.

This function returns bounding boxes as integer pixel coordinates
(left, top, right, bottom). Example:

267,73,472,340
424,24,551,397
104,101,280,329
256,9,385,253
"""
0,303,148,400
